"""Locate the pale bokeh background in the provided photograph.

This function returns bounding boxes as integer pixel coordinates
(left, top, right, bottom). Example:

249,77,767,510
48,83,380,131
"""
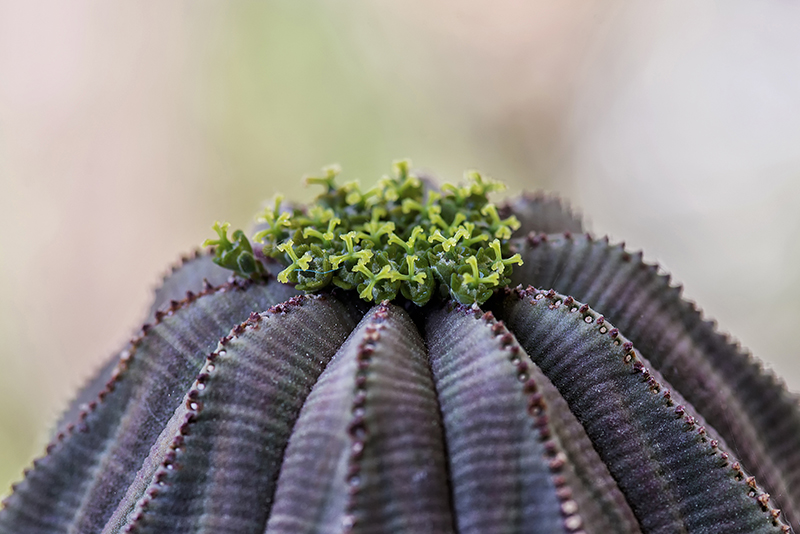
2,0,800,494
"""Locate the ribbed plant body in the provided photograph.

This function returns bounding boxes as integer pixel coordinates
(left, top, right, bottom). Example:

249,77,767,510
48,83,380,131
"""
1,164,799,534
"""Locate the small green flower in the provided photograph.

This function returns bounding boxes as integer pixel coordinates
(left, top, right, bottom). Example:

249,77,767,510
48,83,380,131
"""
207,160,522,305
202,222,265,280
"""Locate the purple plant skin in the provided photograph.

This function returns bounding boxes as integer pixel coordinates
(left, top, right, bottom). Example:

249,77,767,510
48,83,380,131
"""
0,191,797,534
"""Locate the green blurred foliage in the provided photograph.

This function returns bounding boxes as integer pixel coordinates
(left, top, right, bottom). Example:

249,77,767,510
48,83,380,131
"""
0,316,38,501
201,1,495,228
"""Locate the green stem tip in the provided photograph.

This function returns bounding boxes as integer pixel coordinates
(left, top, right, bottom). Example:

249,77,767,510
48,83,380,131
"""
206,160,522,305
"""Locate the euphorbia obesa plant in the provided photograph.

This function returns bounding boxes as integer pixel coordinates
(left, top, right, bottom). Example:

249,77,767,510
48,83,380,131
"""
1,161,798,534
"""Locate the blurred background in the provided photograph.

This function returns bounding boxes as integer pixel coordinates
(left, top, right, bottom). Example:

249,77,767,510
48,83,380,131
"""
2,0,800,495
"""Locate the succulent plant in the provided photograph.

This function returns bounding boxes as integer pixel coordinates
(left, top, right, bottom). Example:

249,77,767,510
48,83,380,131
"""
1,161,799,534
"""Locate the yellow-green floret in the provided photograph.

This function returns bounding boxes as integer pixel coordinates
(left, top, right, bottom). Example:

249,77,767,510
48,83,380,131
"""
205,160,522,306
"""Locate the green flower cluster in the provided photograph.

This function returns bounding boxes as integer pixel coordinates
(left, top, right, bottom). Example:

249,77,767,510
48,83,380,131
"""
205,161,522,306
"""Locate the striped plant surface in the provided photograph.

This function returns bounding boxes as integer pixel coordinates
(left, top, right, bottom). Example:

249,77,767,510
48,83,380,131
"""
1,162,797,534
